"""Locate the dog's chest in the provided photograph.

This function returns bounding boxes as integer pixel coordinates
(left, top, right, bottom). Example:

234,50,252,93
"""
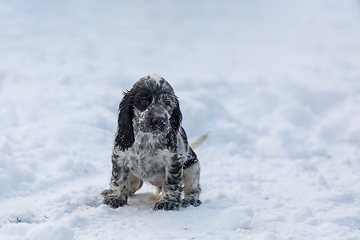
118,133,172,182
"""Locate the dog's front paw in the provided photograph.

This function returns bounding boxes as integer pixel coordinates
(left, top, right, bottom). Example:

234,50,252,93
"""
181,198,202,208
154,200,180,211
101,190,127,208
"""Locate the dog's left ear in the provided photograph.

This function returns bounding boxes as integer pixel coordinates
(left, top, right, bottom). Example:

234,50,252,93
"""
170,100,182,132
167,99,182,152
115,93,135,151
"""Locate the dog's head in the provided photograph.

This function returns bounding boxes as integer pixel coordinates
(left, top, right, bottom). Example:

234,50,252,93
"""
115,74,182,151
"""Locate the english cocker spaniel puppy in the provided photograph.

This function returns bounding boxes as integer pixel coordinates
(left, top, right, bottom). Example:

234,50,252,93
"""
101,74,207,211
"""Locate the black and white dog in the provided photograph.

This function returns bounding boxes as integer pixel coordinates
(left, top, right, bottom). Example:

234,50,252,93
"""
102,74,207,211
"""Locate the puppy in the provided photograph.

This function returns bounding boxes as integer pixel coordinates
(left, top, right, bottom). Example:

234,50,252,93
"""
102,74,206,211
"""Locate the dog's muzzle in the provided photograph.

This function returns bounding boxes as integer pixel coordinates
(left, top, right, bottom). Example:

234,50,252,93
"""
150,115,166,130
140,105,169,133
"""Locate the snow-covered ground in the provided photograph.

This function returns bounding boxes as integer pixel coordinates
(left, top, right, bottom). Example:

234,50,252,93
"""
1,0,360,239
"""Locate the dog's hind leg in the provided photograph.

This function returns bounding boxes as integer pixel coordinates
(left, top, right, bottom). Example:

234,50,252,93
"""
150,187,162,201
128,172,143,196
181,161,202,207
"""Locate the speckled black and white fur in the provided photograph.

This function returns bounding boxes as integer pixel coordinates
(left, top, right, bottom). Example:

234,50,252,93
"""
101,74,202,211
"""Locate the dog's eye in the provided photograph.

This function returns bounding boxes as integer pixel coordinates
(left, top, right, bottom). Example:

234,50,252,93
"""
141,97,150,105
164,100,173,111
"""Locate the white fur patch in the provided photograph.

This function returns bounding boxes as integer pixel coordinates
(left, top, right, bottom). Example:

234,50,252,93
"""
147,74,163,84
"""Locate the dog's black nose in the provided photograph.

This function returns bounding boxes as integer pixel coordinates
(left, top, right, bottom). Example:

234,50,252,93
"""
151,117,165,128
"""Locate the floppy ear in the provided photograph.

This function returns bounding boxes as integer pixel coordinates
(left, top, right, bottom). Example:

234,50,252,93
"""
170,100,182,132
115,93,135,151
167,100,182,152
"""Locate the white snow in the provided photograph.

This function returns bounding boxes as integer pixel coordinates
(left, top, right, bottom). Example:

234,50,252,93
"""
219,206,254,230
0,223,74,240
1,0,360,239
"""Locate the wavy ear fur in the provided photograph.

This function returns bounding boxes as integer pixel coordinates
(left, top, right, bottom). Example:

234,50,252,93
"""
170,100,182,132
115,93,134,151
167,99,182,152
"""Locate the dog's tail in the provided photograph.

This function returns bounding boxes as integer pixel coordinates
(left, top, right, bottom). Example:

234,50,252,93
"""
189,131,210,150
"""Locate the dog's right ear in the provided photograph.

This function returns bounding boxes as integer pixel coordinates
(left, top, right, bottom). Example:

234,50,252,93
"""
115,93,134,151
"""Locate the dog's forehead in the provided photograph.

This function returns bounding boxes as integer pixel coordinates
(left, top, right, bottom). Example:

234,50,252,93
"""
133,74,175,96
147,74,163,84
